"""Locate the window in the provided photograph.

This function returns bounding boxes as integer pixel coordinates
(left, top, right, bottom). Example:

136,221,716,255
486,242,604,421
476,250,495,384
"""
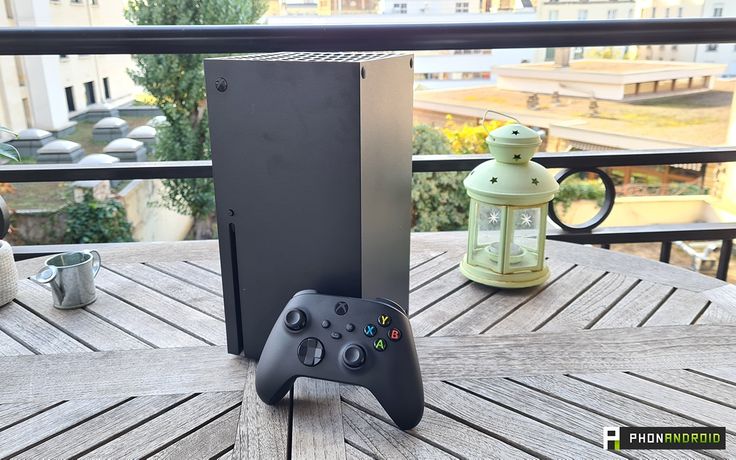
103,77,111,100
455,2,469,13
678,7,683,17
665,7,670,18
672,45,678,51
22,98,32,127
651,7,656,18
578,9,587,20
548,10,558,20
65,86,76,112
713,4,723,17
3,0,12,19
707,44,719,52
628,9,634,18
392,3,406,13
70,0,82,3
544,48,555,61
84,81,96,105
607,9,617,19
91,0,97,4
14,56,25,86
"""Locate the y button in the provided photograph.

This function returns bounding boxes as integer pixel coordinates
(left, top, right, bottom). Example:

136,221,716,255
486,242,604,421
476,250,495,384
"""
378,314,391,327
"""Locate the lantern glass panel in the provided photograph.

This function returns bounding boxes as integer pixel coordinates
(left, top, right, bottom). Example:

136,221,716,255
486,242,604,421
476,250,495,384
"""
505,207,542,273
470,201,504,272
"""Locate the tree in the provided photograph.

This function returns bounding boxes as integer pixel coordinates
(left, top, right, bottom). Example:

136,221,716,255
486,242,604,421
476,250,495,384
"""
411,125,470,232
125,0,266,239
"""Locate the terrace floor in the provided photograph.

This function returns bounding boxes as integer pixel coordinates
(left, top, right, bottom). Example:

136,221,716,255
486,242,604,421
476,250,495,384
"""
0,233,734,458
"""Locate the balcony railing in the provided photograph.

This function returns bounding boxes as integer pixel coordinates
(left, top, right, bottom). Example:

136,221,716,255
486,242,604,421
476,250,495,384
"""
1,19,736,279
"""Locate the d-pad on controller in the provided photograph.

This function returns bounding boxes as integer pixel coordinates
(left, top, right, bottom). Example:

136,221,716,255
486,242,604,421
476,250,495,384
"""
256,291,424,430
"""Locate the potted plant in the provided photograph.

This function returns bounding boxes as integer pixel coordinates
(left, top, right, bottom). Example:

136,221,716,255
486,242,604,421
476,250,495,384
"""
0,127,20,306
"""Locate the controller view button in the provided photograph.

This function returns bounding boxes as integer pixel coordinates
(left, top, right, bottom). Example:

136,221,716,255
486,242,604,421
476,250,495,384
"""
373,338,387,352
321,320,330,328
363,324,377,337
388,327,402,342
297,337,324,367
335,301,349,316
285,309,307,331
346,323,355,332
343,344,366,369
331,332,342,340
378,314,392,327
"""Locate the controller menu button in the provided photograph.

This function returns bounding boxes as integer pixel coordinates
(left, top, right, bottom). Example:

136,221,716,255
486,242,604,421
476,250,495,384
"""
363,324,377,337
321,320,330,328
346,323,355,332
335,301,349,316
343,344,366,369
373,338,387,352
285,309,307,331
388,327,402,342
378,314,392,327
297,337,324,367
331,332,342,340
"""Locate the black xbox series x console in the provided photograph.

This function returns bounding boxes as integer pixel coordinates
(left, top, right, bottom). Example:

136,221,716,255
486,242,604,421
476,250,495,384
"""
205,52,413,358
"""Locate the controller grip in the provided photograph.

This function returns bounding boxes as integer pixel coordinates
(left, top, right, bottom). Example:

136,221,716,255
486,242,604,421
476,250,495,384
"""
255,351,297,404
370,373,424,430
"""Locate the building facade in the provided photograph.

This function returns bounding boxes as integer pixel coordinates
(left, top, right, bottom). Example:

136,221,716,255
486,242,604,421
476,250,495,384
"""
0,0,137,134
638,0,736,76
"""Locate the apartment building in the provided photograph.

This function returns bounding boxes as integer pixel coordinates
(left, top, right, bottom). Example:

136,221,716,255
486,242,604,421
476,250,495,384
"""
378,0,483,15
0,0,137,134
638,0,736,76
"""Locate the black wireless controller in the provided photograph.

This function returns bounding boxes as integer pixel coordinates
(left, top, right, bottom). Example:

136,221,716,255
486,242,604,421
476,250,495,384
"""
255,290,424,430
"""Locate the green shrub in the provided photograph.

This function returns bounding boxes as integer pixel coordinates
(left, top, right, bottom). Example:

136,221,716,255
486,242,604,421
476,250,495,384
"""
64,191,134,244
411,125,470,232
554,177,606,212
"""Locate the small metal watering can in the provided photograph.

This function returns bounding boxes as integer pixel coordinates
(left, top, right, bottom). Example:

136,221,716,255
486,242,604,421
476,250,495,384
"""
31,250,101,309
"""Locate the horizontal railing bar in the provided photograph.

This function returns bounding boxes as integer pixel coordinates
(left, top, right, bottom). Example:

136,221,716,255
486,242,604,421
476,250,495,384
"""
547,222,736,245
0,148,734,182
2,19,736,55
413,147,736,172
13,223,736,261
0,161,213,182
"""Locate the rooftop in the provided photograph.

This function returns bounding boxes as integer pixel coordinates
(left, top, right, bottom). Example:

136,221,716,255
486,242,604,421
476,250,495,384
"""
414,86,733,146
502,60,724,76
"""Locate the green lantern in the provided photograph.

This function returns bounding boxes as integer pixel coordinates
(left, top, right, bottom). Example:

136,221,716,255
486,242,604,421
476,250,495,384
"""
460,113,559,288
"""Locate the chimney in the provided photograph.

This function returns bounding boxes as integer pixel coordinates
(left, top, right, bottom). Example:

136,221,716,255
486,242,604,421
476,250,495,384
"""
554,48,571,68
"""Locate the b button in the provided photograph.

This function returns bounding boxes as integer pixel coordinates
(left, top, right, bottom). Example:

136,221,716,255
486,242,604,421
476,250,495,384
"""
388,328,401,342
373,338,387,352
378,314,391,327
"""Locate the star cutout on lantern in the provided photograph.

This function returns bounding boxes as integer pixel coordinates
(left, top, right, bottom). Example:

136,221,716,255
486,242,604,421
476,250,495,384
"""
512,130,519,135
488,209,501,225
513,154,522,161
531,178,539,185
490,177,498,184
521,213,533,227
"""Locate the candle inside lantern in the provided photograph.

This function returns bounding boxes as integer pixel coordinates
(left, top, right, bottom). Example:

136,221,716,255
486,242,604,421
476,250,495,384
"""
485,241,526,264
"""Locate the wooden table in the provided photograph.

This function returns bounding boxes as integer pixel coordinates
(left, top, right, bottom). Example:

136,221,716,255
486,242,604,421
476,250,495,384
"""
1,233,735,459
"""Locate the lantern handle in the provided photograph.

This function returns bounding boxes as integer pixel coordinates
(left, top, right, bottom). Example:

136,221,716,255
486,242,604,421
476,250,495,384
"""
481,109,521,133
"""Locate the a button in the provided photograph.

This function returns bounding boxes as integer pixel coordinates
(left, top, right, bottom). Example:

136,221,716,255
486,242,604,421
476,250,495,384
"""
343,344,366,369
378,314,391,327
297,338,324,366
285,309,307,331
373,338,387,352
335,301,349,315
363,324,377,337
321,320,330,328
388,327,402,342
331,332,342,340
345,323,355,332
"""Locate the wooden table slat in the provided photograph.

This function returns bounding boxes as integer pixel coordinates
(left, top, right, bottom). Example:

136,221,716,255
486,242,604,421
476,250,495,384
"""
0,302,90,354
292,380,346,460
81,391,242,459
105,263,225,319
591,280,673,329
149,405,241,460
341,385,535,460
22,394,192,458
645,288,710,327
146,261,225,297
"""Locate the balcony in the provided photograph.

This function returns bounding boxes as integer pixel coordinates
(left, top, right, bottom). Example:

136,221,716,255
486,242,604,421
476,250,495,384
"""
0,18,735,458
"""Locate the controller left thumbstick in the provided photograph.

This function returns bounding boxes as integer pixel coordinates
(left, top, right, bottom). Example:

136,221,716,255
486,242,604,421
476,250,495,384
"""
284,308,307,331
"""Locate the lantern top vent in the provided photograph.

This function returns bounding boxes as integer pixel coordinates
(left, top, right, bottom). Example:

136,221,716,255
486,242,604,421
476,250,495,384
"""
486,123,541,164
